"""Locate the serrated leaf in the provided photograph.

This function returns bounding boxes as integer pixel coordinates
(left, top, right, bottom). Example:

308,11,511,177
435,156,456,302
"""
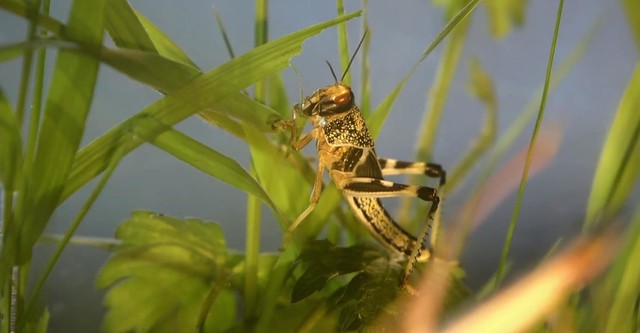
585,63,640,227
291,240,391,303
97,211,231,333
336,270,403,331
292,263,336,303
61,11,361,203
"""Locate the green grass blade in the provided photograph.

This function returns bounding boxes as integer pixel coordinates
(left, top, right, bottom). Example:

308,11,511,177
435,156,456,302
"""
445,57,497,193
584,63,640,229
99,48,200,93
359,0,372,117
0,40,199,94
201,92,282,133
603,209,640,332
60,11,361,202
133,8,198,68
212,4,237,59
104,0,156,52
0,88,21,189
366,0,479,138
484,0,528,38
23,129,125,329
0,1,62,35
622,0,640,50
104,0,198,68
134,119,278,215
336,0,350,84
494,0,564,287
12,0,106,264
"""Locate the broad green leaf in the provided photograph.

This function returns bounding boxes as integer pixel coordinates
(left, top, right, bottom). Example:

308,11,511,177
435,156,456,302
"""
622,0,640,50
366,0,479,138
484,0,528,38
61,11,361,202
97,212,231,333
13,0,106,264
291,240,373,302
585,63,640,228
0,88,21,188
133,119,278,216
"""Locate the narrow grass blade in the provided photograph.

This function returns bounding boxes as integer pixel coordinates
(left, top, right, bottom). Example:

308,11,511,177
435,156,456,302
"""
0,88,21,188
104,0,156,52
212,4,237,59
622,0,640,50
336,0,350,84
359,0,372,117
602,209,640,332
495,0,564,287
61,11,361,202
0,1,63,35
12,0,107,264
105,0,198,68
133,118,278,216
484,0,528,38
477,17,597,188
367,0,479,138
445,57,497,193
585,63,640,229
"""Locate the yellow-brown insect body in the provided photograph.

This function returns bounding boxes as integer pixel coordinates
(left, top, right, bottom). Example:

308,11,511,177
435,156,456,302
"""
294,82,433,261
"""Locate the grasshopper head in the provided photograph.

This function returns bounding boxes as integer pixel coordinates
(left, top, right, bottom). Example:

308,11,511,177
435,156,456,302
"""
294,83,354,118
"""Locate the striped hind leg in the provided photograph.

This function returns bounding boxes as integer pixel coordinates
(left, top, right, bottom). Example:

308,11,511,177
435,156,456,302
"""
377,158,446,186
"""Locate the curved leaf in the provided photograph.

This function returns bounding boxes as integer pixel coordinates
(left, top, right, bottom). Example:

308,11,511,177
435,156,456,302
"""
61,11,361,202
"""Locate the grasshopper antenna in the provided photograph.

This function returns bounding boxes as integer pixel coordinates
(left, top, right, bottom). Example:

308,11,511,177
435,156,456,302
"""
326,60,338,84
340,30,368,82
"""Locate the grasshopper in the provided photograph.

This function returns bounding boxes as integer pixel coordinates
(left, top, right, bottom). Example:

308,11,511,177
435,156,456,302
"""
278,35,445,264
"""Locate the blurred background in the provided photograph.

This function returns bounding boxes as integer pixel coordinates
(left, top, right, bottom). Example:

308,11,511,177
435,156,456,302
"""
0,0,638,331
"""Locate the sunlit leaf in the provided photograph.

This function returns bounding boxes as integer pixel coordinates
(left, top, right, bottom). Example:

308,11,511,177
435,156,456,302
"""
622,0,640,50
367,0,479,138
133,119,278,217
585,63,640,228
600,209,640,332
484,0,528,38
0,88,21,188
61,11,361,202
445,57,497,192
97,211,232,333
13,0,106,264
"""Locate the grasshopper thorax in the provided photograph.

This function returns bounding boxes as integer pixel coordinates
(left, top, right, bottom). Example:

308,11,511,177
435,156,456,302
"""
294,83,355,118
